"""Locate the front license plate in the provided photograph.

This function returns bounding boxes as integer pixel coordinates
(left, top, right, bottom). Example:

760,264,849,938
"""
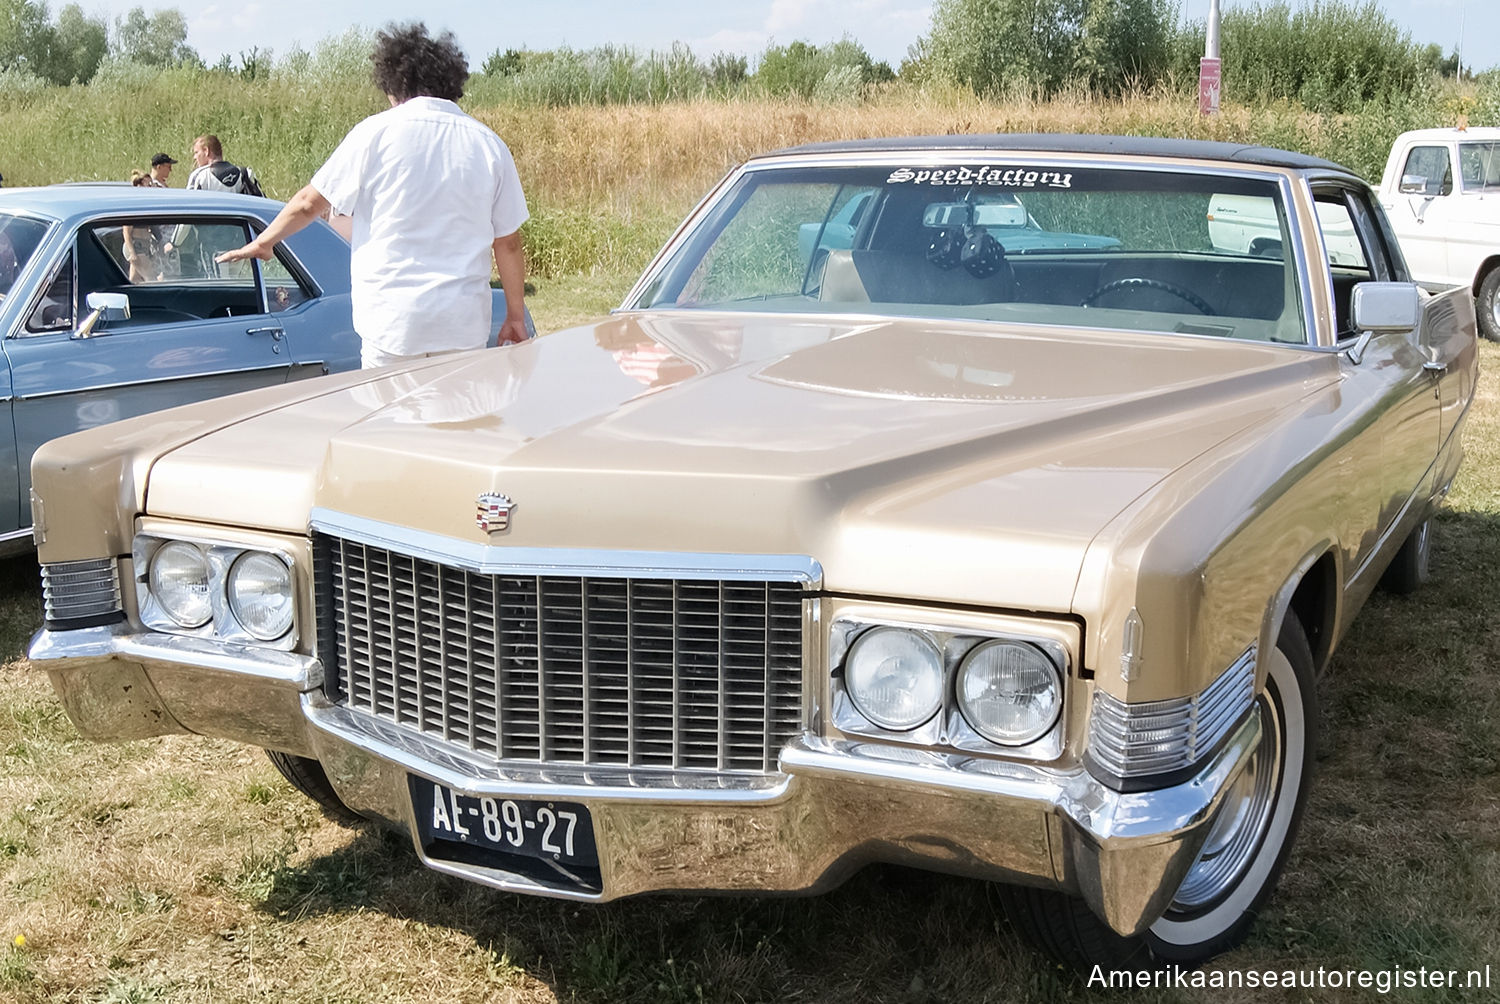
410,776,599,875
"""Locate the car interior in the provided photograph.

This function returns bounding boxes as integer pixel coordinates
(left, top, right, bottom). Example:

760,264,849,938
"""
18,218,316,335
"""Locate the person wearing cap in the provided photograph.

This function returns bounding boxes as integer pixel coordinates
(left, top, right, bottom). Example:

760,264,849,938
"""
148,153,176,187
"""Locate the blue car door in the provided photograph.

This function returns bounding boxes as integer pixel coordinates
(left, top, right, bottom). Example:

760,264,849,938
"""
6,215,292,523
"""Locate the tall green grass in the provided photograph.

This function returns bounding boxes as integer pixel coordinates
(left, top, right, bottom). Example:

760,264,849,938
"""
3,68,1496,284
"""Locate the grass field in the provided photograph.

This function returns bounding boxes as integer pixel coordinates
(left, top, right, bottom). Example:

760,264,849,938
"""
2,88,1499,1001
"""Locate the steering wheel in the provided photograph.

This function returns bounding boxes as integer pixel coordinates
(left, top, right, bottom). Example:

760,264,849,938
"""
1080,277,1216,315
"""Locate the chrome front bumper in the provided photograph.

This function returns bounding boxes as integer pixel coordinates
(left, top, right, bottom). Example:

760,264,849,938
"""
31,624,1261,937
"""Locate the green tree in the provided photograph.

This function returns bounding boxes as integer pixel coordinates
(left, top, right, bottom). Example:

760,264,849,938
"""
923,0,1087,96
112,5,196,66
1075,0,1176,94
921,0,1176,96
0,0,52,77
50,3,107,83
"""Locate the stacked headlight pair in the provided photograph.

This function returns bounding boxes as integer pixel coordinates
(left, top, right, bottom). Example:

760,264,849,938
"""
840,625,1063,748
136,536,295,645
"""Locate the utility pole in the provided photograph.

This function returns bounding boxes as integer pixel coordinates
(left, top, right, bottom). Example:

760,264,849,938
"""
1200,0,1222,116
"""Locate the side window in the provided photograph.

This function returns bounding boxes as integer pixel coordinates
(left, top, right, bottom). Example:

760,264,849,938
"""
1399,146,1453,197
261,251,315,311
78,219,266,325
1311,195,1369,274
1458,142,1500,191
1315,188,1396,338
24,251,74,334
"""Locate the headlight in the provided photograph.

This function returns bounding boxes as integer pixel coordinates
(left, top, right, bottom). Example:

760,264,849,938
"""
956,640,1062,745
148,541,212,628
226,551,294,641
844,627,944,731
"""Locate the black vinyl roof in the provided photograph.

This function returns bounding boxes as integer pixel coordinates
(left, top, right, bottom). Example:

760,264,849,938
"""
766,133,1353,175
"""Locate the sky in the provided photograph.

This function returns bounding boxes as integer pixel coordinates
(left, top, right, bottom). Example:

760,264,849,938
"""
75,0,1500,74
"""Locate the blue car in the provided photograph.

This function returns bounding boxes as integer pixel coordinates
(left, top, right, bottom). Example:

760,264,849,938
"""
0,185,362,554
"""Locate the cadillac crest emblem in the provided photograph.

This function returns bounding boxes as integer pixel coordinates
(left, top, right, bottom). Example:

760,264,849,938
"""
476,493,515,533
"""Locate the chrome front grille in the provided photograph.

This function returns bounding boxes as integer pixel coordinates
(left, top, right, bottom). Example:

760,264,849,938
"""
41,558,123,624
315,534,806,774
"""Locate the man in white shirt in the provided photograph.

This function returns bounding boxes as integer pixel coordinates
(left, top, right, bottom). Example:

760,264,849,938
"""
216,23,529,367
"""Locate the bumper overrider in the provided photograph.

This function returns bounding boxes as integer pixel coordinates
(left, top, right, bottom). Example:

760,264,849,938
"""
29,620,1261,937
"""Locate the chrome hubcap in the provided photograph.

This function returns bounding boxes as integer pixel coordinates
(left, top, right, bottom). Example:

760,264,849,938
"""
1170,694,1283,911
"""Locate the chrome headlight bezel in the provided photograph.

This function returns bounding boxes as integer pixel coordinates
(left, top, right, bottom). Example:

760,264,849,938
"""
225,550,296,642
147,540,213,628
134,534,299,649
842,626,946,731
829,614,1069,761
955,639,1065,746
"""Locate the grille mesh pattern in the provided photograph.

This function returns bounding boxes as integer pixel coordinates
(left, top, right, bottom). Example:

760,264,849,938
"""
315,534,805,773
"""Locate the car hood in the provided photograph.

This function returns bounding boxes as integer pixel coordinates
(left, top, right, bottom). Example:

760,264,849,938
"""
145,311,1336,611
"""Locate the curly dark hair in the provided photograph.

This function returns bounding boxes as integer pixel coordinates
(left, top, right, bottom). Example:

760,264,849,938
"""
371,22,469,102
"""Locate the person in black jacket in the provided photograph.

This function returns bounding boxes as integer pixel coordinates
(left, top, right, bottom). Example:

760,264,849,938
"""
185,135,262,196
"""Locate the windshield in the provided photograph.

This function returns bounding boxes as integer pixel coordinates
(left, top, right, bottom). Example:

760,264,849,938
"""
631,163,1305,344
0,213,52,299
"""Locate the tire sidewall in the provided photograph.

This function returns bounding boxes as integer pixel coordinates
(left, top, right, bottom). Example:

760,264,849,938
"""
1479,268,1500,342
1145,617,1317,962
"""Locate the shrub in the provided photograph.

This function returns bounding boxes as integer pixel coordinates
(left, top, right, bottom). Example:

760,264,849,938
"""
754,38,889,100
1171,0,1430,112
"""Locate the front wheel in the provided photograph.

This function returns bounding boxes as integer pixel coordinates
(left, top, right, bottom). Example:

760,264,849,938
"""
1478,267,1500,343
265,750,368,827
999,613,1318,972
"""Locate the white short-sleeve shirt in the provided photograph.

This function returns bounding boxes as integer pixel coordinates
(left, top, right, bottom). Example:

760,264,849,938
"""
311,97,529,355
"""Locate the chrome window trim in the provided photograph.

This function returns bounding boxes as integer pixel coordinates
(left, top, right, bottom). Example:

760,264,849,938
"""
309,508,823,586
620,152,1317,347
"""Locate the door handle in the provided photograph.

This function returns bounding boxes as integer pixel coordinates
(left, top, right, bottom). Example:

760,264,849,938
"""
245,325,284,340
1423,360,1447,374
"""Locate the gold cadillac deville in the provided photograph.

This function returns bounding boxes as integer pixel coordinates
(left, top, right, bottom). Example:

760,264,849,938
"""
26,135,1477,972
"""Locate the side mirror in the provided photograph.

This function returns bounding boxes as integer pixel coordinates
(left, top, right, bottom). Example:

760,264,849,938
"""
76,291,131,339
1352,281,1420,334
1398,174,1429,195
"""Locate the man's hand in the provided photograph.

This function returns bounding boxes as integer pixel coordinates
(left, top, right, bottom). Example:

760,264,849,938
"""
496,317,529,346
215,240,274,264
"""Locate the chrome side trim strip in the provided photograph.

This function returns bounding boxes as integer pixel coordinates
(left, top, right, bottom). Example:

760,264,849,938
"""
309,507,824,585
15,363,292,401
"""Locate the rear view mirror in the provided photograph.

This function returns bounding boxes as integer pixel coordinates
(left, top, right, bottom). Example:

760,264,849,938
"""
973,202,1027,228
923,203,974,228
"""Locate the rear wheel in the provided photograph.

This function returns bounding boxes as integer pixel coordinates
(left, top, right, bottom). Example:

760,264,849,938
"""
1478,267,1500,342
1000,613,1317,972
265,750,367,827
1379,517,1431,595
